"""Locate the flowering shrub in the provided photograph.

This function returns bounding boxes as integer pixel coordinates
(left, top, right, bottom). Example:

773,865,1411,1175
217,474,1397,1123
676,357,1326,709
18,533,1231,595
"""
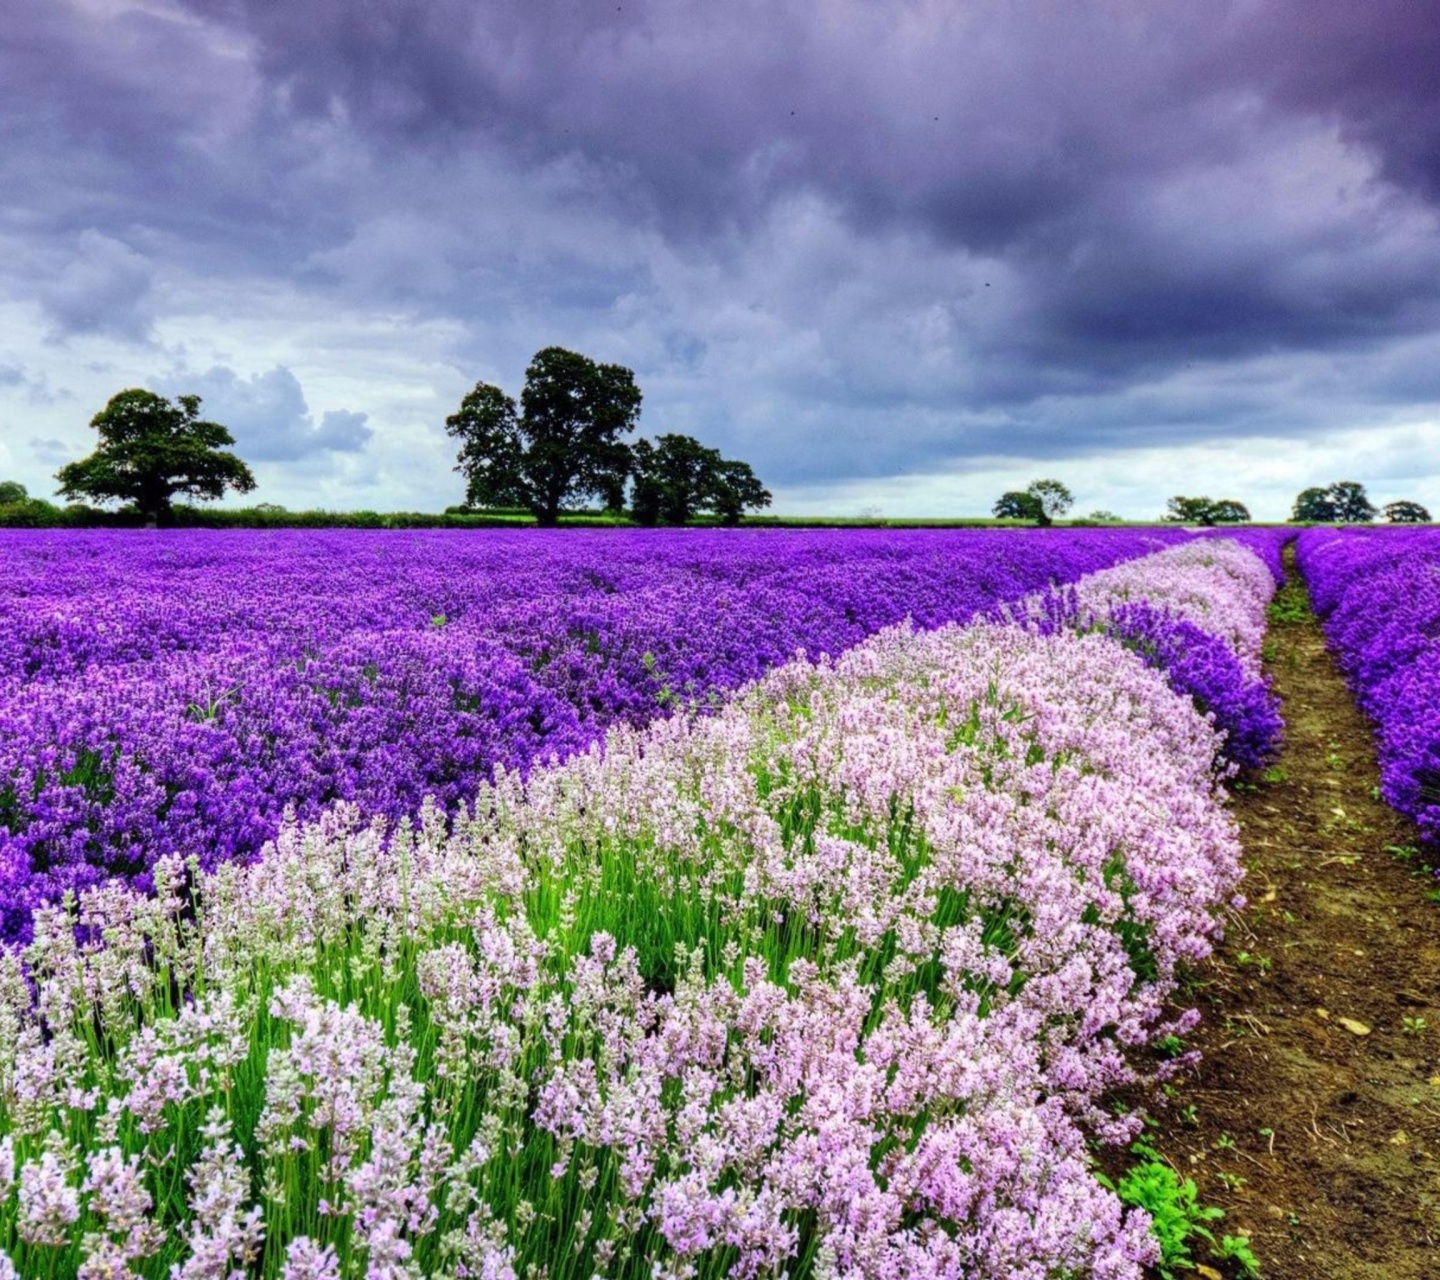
1298,526,1440,843
0,540,1279,1278
0,528,1208,942
1002,538,1284,771
1105,604,1282,771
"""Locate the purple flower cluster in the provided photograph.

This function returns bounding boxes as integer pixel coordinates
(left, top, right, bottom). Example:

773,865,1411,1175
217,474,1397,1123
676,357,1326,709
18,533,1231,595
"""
1298,526,1440,843
1106,602,1283,771
0,527,1197,939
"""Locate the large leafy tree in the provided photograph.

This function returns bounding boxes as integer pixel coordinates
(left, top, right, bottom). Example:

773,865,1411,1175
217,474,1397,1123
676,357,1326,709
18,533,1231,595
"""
446,347,641,526
1291,480,1376,524
1163,495,1250,526
55,390,256,525
628,434,772,526
0,481,27,504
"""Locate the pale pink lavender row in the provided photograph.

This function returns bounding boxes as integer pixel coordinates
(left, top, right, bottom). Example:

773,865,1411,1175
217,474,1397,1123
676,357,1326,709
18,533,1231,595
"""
1298,526,1440,844
0,527,1207,941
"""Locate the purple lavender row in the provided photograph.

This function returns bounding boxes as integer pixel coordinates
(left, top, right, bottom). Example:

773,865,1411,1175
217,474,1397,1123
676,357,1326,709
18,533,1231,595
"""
1298,526,1440,843
0,527,1296,943
1,527,1204,939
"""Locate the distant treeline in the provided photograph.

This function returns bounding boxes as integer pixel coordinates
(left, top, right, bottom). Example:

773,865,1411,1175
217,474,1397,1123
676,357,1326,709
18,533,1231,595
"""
0,499,1055,530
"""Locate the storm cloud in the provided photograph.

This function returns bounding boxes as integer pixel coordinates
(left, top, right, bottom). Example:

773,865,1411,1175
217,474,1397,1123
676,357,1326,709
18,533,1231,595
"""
2,0,1438,515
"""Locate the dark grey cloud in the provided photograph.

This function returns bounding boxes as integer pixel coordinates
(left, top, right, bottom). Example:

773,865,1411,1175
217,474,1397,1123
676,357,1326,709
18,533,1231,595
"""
162,366,372,462
4,0,1440,505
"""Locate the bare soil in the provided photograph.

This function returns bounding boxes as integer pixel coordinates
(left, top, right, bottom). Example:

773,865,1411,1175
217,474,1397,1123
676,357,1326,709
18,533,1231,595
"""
1142,550,1440,1277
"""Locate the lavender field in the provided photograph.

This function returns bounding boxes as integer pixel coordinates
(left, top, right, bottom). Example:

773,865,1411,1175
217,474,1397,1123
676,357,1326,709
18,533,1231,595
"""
0,530,1288,1279
1299,526,1440,845
0,526,1213,942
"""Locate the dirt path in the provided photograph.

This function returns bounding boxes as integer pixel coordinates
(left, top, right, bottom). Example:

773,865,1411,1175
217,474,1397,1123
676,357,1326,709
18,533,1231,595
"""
1148,551,1440,1277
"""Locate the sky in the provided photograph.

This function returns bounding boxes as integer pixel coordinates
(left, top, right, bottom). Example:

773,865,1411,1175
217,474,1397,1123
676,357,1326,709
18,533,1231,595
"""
2,0,1439,520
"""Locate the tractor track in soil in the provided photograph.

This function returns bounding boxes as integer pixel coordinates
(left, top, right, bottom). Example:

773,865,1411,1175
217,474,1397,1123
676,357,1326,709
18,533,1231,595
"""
1143,548,1440,1277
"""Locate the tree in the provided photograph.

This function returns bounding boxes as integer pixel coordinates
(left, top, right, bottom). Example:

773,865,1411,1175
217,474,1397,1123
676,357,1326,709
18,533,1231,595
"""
1208,499,1251,525
628,433,771,526
993,478,1072,526
1384,500,1431,524
1164,495,1250,526
446,347,641,527
1290,480,1376,524
55,390,256,525
1026,478,1073,526
710,459,772,526
1290,486,1335,522
1329,480,1376,523
993,491,1044,522
0,481,27,504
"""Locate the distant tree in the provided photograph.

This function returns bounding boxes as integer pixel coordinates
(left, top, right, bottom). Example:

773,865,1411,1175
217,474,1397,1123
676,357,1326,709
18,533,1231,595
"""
710,459,772,526
1384,499,1431,524
1208,499,1251,525
0,480,27,504
629,433,771,526
55,389,256,525
1329,480,1376,523
1290,486,1335,522
993,479,1072,526
1165,496,1214,524
992,490,1044,522
1087,509,1123,523
446,347,641,527
1026,478,1074,526
1291,480,1376,524
1164,495,1250,526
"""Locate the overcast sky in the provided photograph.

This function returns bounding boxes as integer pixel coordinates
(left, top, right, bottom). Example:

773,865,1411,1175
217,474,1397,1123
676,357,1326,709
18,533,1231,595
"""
2,0,1438,519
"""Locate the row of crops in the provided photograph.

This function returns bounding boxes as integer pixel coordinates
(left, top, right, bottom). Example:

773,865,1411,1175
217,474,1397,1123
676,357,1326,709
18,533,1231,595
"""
1299,526,1440,846
0,531,1290,1278
0,526,1276,944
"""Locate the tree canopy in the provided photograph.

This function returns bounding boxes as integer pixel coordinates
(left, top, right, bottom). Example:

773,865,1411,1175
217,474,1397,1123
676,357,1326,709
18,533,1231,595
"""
1163,496,1250,526
992,491,1044,522
1384,499,1431,524
628,434,772,526
1290,480,1376,524
446,347,641,526
0,481,27,505
55,390,256,524
993,479,1073,526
